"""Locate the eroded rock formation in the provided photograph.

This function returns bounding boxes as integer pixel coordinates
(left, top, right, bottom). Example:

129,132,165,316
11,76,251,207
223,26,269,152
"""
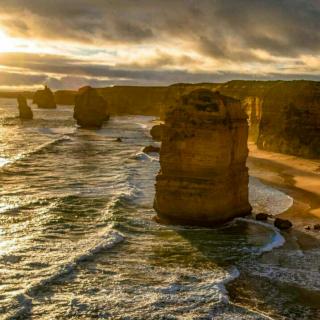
17,95,33,119
33,86,57,109
73,86,110,128
241,96,263,142
257,81,320,158
150,124,164,141
24,80,319,158
154,89,251,226
143,145,160,154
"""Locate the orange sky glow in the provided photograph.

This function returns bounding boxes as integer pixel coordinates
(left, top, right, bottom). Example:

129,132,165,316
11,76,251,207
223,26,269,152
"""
0,0,319,90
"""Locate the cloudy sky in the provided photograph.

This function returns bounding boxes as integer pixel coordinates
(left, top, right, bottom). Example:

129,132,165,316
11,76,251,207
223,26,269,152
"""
0,0,319,90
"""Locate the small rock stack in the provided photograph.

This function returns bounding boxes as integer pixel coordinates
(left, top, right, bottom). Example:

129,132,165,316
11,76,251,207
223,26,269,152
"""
17,95,33,119
154,89,251,226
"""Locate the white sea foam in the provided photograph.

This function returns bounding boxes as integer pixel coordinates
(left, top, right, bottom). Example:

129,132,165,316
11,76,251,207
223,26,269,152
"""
132,151,159,162
0,135,72,170
0,157,10,168
25,228,124,295
235,218,285,253
249,177,293,216
215,266,241,304
4,227,124,319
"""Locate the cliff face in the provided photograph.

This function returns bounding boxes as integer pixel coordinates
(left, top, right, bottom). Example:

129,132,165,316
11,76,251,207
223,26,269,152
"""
54,90,77,105
257,81,320,158
22,80,319,158
97,86,168,115
154,89,251,226
241,96,263,141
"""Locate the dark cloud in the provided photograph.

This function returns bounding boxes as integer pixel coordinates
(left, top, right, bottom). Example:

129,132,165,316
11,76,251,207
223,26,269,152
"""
0,71,47,86
0,0,319,89
0,0,319,58
0,52,201,79
1,63,319,92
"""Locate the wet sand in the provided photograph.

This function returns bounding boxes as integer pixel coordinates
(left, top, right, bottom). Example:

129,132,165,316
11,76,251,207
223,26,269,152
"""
248,142,320,248
225,143,320,319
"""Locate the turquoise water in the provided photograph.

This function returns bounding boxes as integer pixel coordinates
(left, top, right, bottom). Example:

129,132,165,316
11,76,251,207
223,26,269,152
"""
0,99,319,319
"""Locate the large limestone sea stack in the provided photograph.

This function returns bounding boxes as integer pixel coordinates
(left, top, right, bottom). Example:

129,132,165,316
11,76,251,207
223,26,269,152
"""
73,86,110,128
154,89,251,226
33,86,57,109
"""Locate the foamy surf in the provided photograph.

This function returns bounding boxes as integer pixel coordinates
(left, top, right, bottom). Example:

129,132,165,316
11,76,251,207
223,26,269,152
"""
3,227,124,320
26,227,124,296
235,218,286,254
249,177,293,216
0,135,72,170
216,266,241,304
0,157,10,168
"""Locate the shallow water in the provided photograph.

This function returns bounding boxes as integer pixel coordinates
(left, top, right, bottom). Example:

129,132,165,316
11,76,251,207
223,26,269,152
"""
0,99,319,319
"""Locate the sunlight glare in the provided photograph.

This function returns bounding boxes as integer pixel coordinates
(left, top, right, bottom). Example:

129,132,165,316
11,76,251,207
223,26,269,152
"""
0,29,16,52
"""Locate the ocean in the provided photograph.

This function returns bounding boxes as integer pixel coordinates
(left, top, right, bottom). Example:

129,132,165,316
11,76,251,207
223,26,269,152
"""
0,99,319,319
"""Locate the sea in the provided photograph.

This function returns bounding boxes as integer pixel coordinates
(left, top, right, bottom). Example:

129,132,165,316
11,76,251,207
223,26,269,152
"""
0,99,319,319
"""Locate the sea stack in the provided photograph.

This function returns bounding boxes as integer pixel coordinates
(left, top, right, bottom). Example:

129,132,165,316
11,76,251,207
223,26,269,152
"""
17,95,33,119
33,86,57,109
73,86,110,128
154,89,251,226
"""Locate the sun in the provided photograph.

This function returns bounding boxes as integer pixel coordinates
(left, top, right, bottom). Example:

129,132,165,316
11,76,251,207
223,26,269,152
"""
0,29,16,52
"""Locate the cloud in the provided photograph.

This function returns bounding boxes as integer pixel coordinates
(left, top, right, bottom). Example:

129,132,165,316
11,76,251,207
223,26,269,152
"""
0,0,319,57
0,0,319,89
0,70,47,86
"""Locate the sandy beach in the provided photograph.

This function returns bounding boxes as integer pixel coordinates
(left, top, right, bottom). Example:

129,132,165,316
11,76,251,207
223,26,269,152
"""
248,142,320,247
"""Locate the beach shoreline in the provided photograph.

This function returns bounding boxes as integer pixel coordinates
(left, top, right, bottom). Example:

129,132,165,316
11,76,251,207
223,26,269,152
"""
248,142,320,248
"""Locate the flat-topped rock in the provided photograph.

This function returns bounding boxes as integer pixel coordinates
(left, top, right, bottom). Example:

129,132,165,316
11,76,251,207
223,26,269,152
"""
33,86,57,109
73,86,110,128
154,89,251,226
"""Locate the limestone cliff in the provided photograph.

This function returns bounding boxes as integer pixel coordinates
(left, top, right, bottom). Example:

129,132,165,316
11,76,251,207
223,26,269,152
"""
97,86,168,115
257,81,320,158
54,90,77,105
26,81,319,158
154,89,251,226
241,96,263,142
33,86,57,109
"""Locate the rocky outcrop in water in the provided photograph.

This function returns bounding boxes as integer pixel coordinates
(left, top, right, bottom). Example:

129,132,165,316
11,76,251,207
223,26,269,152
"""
17,95,33,119
154,89,251,226
143,145,160,154
150,124,164,141
73,86,110,128
33,86,57,109
274,218,292,230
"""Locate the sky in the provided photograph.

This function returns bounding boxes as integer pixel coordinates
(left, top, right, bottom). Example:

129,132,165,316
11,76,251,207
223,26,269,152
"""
0,0,319,90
